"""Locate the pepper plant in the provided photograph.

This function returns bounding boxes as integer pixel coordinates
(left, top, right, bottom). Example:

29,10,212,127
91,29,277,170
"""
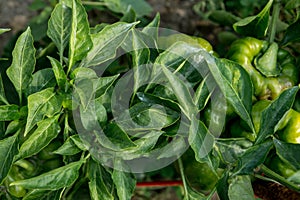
0,0,300,199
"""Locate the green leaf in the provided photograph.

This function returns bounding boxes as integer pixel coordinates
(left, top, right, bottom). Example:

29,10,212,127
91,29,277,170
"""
25,88,62,136
0,75,9,105
6,27,36,103
79,99,107,131
116,102,179,132
193,75,214,111
94,75,119,98
102,123,137,150
0,28,10,35
47,2,72,63
215,138,253,164
208,58,254,133
228,175,255,200
53,135,82,156
233,139,273,175
17,116,61,160
233,0,273,37
274,138,300,170
80,22,137,68
0,105,20,121
88,160,115,200
255,86,299,144
208,10,241,26
0,132,19,184
112,161,136,200
104,0,153,17
5,120,23,136
25,68,56,96
23,189,62,200
137,92,180,112
120,6,136,23
48,57,68,90
281,18,300,46
142,13,160,41
216,170,230,200
285,0,300,10
189,116,215,168
161,64,197,120
74,78,95,110
11,161,83,190
123,30,150,95
68,0,92,72
70,134,87,151
287,170,300,184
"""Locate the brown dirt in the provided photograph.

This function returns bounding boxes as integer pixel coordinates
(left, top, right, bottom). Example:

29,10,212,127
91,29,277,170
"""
0,0,37,52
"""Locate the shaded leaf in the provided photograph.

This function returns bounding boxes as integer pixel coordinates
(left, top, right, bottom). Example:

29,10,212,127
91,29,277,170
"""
216,170,230,200
193,75,213,111
104,0,152,17
274,138,300,170
233,139,273,175
287,170,300,184
0,105,20,121
142,13,160,41
0,75,9,105
208,10,241,26
70,134,87,151
48,57,68,90
23,189,62,200
120,6,136,23
233,0,273,37
25,68,56,96
215,138,253,164
0,132,19,184
228,175,255,200
281,18,300,46
94,75,119,98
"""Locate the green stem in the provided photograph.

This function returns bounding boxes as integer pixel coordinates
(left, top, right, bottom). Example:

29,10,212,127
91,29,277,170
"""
178,157,189,199
260,165,300,192
82,1,107,7
268,0,281,43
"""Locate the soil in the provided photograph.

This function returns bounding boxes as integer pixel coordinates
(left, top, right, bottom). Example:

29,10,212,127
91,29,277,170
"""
0,0,219,53
0,0,37,52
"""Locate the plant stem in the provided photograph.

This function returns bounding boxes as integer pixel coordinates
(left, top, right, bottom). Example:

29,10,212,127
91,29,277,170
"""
260,164,300,192
82,1,107,7
178,157,189,199
268,0,281,43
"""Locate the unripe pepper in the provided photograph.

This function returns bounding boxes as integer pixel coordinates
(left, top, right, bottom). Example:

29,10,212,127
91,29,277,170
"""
227,37,299,100
268,155,296,178
277,109,300,144
4,166,27,198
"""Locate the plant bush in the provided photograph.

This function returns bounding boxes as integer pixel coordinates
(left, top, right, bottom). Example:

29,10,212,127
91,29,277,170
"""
0,0,300,199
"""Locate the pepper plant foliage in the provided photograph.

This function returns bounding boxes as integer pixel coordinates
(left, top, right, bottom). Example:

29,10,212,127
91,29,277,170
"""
0,0,300,199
